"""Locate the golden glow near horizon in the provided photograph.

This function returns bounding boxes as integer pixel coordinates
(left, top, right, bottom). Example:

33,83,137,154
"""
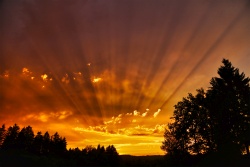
1,0,250,155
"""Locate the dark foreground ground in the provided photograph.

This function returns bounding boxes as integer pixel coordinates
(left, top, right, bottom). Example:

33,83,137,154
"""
120,154,250,167
120,155,166,167
0,150,250,166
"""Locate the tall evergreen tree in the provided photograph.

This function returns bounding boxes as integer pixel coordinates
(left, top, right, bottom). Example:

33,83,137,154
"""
207,59,250,155
16,126,34,151
32,131,43,154
2,124,20,149
50,132,67,154
43,131,50,154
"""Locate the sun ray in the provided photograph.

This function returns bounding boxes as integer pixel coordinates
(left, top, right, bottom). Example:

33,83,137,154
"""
1,0,250,156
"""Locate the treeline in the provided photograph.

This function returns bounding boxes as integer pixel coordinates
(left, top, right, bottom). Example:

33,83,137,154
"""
161,59,250,166
0,124,119,166
0,124,66,155
68,145,119,166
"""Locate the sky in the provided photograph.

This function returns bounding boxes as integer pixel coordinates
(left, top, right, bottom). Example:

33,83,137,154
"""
0,0,250,155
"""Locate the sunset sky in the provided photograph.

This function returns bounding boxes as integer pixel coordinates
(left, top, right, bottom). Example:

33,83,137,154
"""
1,0,250,155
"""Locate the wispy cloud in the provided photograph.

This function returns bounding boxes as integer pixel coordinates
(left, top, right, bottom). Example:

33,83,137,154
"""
74,110,167,137
153,109,161,118
21,110,73,122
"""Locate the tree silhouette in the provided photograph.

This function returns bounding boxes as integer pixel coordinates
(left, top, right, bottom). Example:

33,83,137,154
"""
32,131,43,154
96,144,107,164
162,59,250,161
42,131,50,154
0,124,6,148
207,59,250,156
161,89,213,156
106,145,120,166
2,124,20,149
65,144,120,166
50,132,67,154
16,126,34,151
0,124,122,166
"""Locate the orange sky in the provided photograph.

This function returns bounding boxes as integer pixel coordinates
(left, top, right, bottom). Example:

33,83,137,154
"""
1,0,250,155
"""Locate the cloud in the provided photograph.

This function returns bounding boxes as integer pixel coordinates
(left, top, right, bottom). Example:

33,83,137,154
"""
104,109,153,126
88,125,107,133
153,109,161,118
2,0,249,155
21,110,73,123
0,70,9,78
22,113,49,122
73,110,167,137
141,112,148,117
153,124,167,134
92,77,102,83
61,73,70,84
126,113,133,116
51,110,73,120
133,110,140,116
104,114,123,125
41,74,48,82
22,67,32,77
73,123,167,137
